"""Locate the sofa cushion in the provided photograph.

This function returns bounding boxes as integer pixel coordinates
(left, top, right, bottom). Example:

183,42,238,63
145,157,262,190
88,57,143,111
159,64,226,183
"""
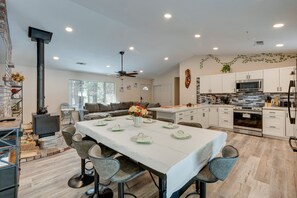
110,110,129,117
84,112,110,120
110,103,121,111
85,103,100,113
139,102,149,108
99,103,112,112
147,103,161,108
120,102,133,110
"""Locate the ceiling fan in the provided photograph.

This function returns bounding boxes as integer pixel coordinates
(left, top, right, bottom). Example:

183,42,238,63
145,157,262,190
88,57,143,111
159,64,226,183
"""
116,51,138,77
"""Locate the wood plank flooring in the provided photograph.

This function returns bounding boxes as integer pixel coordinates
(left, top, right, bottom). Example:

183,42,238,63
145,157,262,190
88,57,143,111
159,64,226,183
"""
18,131,297,198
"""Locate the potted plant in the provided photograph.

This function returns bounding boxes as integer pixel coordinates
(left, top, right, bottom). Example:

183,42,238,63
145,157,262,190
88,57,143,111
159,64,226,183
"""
221,64,231,73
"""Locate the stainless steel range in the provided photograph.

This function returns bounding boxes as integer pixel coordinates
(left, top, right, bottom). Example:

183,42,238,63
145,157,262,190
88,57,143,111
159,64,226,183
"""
233,105,263,136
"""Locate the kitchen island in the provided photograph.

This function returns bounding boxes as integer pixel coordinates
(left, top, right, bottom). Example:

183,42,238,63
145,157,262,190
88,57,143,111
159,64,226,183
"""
149,105,234,128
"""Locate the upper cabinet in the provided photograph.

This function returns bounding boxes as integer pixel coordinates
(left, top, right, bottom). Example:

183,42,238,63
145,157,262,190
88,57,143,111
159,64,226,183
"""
200,74,222,94
235,70,263,81
222,73,235,93
263,66,295,93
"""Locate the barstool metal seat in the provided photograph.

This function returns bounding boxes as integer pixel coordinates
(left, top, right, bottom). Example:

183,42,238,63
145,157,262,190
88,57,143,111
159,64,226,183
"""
178,122,202,128
89,144,144,198
71,134,96,188
186,145,239,198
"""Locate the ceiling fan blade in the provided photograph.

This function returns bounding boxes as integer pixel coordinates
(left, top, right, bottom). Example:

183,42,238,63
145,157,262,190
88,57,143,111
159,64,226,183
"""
126,72,138,75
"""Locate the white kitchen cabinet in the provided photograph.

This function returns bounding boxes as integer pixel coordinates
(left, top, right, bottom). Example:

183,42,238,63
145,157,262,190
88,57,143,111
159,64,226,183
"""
285,110,295,137
235,70,263,81
200,76,210,94
263,66,295,93
209,106,219,126
200,75,222,94
222,73,235,93
263,110,285,137
263,68,279,92
197,108,209,128
279,66,295,92
218,107,233,129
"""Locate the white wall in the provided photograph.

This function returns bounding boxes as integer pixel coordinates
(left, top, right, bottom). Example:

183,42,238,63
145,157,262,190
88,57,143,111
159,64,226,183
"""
14,65,152,123
179,53,297,104
152,65,179,106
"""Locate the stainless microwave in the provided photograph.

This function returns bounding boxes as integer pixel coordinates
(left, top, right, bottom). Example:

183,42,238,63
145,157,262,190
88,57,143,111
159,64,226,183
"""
235,79,263,92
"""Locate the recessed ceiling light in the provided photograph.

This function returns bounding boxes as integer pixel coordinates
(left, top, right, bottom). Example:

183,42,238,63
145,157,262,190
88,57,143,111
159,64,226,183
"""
129,46,134,51
164,13,172,19
164,57,169,61
106,65,110,68
65,27,73,32
140,70,143,73
53,56,59,60
273,23,284,28
276,43,284,47
194,34,201,38
213,47,219,50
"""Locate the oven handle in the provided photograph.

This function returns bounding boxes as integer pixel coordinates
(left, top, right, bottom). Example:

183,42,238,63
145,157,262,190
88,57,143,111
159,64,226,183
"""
288,80,295,124
233,110,262,115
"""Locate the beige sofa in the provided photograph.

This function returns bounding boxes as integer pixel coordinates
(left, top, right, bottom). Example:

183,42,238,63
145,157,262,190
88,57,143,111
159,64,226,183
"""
83,102,160,120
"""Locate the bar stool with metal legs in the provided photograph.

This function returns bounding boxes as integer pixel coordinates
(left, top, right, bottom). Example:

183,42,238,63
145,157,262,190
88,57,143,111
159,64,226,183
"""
88,144,145,198
70,134,96,188
72,134,117,197
186,145,239,198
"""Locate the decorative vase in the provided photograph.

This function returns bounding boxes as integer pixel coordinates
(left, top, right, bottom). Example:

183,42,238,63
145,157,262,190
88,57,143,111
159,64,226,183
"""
133,116,142,127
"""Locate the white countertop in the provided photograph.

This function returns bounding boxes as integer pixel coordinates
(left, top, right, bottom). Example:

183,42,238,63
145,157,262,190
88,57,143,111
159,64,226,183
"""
149,104,233,113
263,106,289,111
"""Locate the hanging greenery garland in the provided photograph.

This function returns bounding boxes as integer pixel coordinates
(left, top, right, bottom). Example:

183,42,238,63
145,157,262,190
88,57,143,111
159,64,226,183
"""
199,53,297,69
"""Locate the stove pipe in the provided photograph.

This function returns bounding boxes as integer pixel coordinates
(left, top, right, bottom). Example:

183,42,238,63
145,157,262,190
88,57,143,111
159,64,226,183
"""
28,27,53,114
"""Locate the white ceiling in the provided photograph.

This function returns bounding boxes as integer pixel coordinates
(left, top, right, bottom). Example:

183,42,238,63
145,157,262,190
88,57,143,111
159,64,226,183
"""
6,0,297,79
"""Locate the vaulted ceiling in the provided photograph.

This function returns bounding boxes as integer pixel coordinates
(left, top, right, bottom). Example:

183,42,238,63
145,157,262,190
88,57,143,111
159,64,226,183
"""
7,0,297,78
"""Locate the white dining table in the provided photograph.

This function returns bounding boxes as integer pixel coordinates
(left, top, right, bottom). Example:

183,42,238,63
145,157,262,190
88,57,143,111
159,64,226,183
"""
76,116,227,198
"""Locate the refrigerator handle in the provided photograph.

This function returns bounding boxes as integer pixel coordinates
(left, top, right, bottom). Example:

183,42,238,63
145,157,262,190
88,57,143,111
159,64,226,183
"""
288,80,295,124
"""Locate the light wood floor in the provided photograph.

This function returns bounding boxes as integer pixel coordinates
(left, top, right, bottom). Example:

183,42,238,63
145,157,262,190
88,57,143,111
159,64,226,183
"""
18,131,297,198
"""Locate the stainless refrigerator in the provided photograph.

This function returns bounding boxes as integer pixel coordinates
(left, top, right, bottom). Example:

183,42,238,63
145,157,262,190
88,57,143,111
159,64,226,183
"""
288,60,297,152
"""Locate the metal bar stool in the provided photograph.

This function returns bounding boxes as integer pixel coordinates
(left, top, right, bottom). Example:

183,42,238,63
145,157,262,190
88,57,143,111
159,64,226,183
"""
186,145,239,198
88,144,145,198
71,134,96,188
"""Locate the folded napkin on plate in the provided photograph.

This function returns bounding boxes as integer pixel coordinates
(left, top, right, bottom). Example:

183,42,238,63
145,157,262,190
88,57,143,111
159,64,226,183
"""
136,133,153,144
173,130,191,139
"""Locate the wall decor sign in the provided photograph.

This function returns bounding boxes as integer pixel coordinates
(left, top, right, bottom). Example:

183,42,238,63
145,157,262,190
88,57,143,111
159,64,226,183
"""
185,69,191,88
199,53,297,69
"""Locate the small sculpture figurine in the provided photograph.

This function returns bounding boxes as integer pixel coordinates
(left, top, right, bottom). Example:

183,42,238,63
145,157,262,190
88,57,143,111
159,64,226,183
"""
185,69,191,88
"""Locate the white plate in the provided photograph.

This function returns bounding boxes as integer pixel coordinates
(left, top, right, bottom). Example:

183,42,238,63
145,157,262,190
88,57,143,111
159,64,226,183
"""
172,130,191,139
143,119,156,124
111,128,125,132
162,125,179,129
94,122,108,126
126,116,134,120
131,133,153,144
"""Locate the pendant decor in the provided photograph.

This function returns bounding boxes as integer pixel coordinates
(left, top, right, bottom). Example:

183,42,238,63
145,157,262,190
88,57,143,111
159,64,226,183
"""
199,53,297,69
133,116,142,127
185,69,191,88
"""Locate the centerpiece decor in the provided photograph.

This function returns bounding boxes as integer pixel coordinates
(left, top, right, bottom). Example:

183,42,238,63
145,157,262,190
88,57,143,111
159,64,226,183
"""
128,104,148,127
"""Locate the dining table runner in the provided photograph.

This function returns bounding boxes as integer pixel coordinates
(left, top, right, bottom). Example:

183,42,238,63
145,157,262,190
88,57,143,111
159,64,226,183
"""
76,115,227,197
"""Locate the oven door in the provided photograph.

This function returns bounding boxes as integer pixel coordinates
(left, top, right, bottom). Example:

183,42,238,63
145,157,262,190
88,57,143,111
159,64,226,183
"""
233,110,262,131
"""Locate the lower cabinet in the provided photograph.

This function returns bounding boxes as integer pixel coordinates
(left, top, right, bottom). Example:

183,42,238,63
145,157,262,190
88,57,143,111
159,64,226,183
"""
263,110,285,137
209,107,219,127
218,107,233,129
197,108,209,128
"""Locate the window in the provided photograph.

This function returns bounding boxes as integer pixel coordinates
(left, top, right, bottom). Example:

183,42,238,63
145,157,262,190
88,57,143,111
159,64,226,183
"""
69,79,116,109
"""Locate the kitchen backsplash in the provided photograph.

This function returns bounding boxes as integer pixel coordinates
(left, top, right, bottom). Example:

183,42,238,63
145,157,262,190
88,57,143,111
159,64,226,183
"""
199,92,292,107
